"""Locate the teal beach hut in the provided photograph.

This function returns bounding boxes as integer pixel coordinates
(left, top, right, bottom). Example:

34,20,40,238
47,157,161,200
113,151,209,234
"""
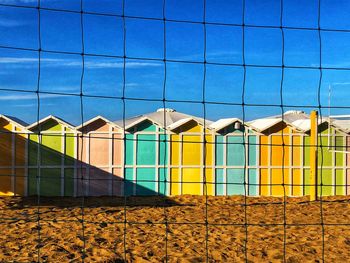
115,109,171,196
210,118,259,196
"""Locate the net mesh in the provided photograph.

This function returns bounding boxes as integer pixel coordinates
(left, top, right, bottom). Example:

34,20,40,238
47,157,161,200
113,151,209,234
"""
0,0,350,262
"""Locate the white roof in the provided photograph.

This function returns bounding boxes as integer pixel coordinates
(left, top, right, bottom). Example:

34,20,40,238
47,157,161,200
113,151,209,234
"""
329,115,350,133
114,108,213,131
248,111,315,133
289,119,312,131
27,115,76,131
248,118,282,133
330,119,350,133
209,118,243,131
167,118,194,131
290,118,325,132
76,115,122,131
248,111,346,133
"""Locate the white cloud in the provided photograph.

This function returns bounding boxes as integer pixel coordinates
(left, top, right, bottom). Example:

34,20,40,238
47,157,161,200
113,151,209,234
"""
0,57,162,69
126,83,139,87
0,57,63,65
0,0,38,27
331,82,350,86
14,102,56,107
0,18,26,27
88,61,162,69
12,103,37,107
0,93,65,101
206,50,241,58
0,0,38,4
0,57,42,63
62,60,162,69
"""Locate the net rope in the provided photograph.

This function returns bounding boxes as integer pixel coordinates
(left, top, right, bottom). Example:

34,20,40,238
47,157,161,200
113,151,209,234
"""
79,0,87,260
0,0,348,262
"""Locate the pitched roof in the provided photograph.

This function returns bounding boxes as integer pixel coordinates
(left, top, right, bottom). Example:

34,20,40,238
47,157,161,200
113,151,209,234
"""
248,111,306,132
114,108,213,130
248,118,282,133
27,115,76,130
209,118,244,131
278,110,310,123
1,114,28,129
167,117,203,131
76,115,122,131
329,116,350,133
248,111,328,133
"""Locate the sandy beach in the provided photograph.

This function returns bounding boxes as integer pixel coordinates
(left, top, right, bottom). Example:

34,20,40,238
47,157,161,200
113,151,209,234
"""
0,195,350,262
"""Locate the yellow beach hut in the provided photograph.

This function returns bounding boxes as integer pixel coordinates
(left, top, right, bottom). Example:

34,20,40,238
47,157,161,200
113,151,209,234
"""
0,115,28,196
168,114,214,196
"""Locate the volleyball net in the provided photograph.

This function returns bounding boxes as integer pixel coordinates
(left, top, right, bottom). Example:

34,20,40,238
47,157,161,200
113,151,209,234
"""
0,0,350,262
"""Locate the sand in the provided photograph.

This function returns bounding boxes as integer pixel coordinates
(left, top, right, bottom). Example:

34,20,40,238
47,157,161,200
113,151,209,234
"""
0,195,350,262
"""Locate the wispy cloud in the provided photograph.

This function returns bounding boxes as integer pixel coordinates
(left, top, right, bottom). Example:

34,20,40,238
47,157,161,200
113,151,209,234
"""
0,18,26,27
85,61,162,69
124,82,141,91
331,82,350,87
206,50,241,58
126,83,139,87
11,103,37,107
14,102,56,107
0,57,162,69
0,57,48,63
0,0,38,3
0,93,65,101
311,62,350,68
0,0,37,27
44,86,79,92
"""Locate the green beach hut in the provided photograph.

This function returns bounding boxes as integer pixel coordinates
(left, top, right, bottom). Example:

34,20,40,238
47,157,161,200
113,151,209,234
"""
27,115,78,196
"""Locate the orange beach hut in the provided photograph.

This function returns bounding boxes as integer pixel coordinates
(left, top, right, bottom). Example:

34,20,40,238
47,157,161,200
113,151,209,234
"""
248,111,308,196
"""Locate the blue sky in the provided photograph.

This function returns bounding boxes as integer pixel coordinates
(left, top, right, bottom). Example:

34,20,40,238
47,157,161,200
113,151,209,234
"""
1,0,350,125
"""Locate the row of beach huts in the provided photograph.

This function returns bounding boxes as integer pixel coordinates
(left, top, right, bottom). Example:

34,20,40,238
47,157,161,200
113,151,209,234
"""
0,108,349,197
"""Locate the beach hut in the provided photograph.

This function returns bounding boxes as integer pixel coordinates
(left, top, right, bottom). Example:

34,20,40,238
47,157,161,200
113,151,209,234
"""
331,118,350,195
210,118,259,196
282,113,325,197
27,115,78,196
278,113,349,197
0,115,28,196
248,111,309,197
301,117,350,196
114,108,173,196
168,113,214,196
76,116,123,196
